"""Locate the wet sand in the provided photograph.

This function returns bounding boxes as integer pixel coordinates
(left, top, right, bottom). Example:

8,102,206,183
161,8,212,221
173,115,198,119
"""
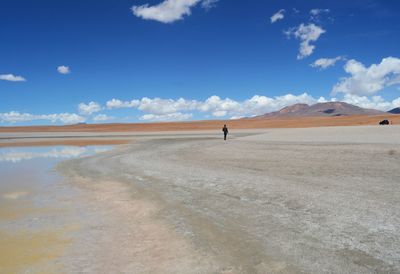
0,159,78,273
53,125,400,273
0,146,114,273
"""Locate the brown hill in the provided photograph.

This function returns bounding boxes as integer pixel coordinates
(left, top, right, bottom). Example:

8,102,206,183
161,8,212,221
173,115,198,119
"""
254,102,385,119
0,114,399,133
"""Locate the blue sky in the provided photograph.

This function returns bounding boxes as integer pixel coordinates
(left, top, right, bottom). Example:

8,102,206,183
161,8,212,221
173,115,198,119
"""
1,0,400,125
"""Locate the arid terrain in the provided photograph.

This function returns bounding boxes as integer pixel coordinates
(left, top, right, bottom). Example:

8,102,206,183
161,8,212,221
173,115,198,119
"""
0,114,399,134
1,123,400,273
52,125,400,273
2,0,399,272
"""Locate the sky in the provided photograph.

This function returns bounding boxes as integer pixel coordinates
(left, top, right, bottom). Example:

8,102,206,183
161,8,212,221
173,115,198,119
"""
1,0,400,125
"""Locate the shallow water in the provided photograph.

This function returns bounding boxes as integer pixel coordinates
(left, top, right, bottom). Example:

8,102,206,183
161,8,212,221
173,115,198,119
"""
0,145,112,274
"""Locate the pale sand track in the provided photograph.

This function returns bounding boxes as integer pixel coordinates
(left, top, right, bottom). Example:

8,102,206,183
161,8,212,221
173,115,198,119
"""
57,126,400,273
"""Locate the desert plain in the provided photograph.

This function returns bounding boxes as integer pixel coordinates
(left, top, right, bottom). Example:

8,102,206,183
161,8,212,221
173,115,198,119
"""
1,117,400,273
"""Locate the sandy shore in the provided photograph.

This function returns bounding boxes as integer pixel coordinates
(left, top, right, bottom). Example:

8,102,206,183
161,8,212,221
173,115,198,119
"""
52,125,400,273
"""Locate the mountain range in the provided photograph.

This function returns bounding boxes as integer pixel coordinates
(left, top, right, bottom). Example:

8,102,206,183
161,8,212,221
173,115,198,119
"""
252,102,388,119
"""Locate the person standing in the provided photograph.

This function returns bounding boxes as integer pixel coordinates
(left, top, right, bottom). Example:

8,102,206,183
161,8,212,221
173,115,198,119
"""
222,124,229,140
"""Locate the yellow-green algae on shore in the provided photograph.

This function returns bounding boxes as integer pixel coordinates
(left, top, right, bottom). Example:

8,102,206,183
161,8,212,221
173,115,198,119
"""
0,229,71,274
0,199,36,221
0,190,76,273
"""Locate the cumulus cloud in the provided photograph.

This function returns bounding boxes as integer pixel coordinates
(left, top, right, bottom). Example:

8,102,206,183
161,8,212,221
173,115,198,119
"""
0,74,26,82
106,98,140,109
342,94,400,111
93,114,113,122
78,101,102,115
286,23,326,59
311,56,343,70
270,9,285,23
198,95,241,117
332,57,400,95
241,93,327,116
5,92,400,125
89,88,400,123
57,65,70,74
138,97,198,115
106,93,327,121
0,111,85,124
140,112,193,121
132,0,207,23
106,97,198,121
107,97,197,112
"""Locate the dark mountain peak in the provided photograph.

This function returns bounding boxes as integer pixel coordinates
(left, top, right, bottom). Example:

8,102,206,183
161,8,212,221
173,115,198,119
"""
388,107,400,114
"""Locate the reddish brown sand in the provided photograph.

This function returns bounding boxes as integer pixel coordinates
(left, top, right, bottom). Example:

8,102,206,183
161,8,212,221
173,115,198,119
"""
0,115,398,133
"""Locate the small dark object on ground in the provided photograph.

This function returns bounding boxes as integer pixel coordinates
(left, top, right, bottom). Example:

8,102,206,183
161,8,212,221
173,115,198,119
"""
379,119,390,125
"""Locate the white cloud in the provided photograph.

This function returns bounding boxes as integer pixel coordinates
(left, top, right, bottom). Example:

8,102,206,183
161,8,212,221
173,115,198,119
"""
311,56,343,70
201,0,218,10
78,101,102,115
310,8,330,16
0,74,26,82
57,65,70,74
197,93,327,118
106,97,198,121
342,94,400,111
211,110,228,117
270,9,285,23
132,0,201,23
309,9,332,24
230,115,244,120
0,111,85,124
286,23,326,59
107,97,197,113
93,114,113,122
100,90,399,122
106,98,140,109
198,95,241,116
6,91,399,126
240,93,323,117
50,113,85,124
332,57,400,95
140,112,193,121
138,97,199,115
109,93,325,120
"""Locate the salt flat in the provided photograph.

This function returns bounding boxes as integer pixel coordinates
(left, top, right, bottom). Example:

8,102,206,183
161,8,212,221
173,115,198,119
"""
55,125,400,273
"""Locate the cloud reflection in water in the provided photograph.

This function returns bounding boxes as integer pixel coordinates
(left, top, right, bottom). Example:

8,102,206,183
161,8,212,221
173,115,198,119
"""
0,146,112,163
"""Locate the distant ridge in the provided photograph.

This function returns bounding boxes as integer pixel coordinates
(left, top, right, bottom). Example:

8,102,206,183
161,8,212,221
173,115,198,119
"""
388,107,400,114
252,102,385,119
